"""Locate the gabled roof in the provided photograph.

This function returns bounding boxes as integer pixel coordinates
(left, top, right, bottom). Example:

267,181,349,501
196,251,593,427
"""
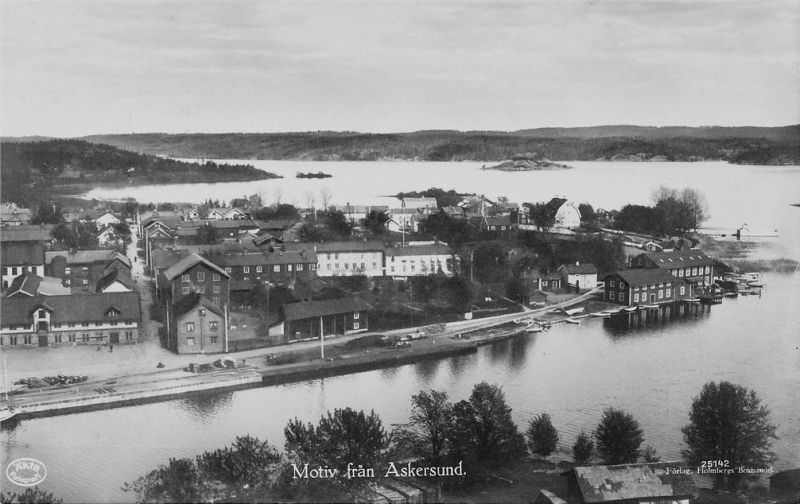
151,249,192,270
315,241,385,253
559,263,598,275
5,272,71,297
401,197,438,209
1,241,46,265
384,245,452,257
283,297,373,322
0,224,56,243
163,252,230,281
635,250,715,269
1,292,141,326
565,462,697,503
253,233,283,246
96,269,135,292
605,268,681,287
46,250,131,269
173,293,224,319
484,215,512,226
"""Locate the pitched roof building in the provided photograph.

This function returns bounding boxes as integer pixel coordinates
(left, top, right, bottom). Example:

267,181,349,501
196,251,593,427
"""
282,297,372,341
564,463,698,504
1,241,46,289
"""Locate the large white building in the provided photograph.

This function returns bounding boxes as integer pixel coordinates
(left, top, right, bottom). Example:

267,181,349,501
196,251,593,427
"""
315,242,385,277
384,244,457,277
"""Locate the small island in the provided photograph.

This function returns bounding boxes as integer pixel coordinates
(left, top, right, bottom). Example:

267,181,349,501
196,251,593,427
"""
296,171,333,179
481,153,571,171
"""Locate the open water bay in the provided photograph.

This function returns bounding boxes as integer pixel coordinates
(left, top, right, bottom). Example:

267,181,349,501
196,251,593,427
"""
5,161,799,502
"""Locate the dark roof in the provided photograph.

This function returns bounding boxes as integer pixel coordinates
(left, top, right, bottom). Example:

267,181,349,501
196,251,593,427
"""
484,215,512,226
545,197,568,214
1,241,46,265
253,233,283,246
770,469,800,487
283,297,373,322
0,225,55,243
5,272,42,296
560,263,598,274
230,280,254,291
163,252,231,281
1,292,141,326
96,269,135,292
566,463,697,503
173,293,224,319
46,250,131,268
212,249,317,267
151,249,192,270
606,268,681,286
315,241,385,253
384,245,452,257
635,250,715,269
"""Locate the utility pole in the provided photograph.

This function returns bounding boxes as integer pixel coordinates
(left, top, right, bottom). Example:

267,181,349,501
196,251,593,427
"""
319,316,324,359
223,304,229,353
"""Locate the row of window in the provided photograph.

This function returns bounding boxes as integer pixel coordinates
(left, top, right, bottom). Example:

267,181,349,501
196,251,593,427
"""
182,272,221,282
2,331,135,345
186,336,219,346
182,285,222,294
3,266,42,277
609,286,686,303
671,266,710,277
64,267,90,275
224,263,315,274
185,321,219,332
6,320,135,331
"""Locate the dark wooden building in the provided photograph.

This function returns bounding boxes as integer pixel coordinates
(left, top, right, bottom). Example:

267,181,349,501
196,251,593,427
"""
282,297,372,342
629,250,718,287
163,252,231,308
563,463,697,504
603,269,691,306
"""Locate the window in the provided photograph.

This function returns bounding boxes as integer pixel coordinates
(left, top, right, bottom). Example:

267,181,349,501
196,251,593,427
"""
182,287,190,294
65,267,71,275
620,282,626,289
212,297,220,305
243,266,250,273
182,274,190,282
666,288,672,297
692,267,698,276
82,267,89,275
225,267,232,273
658,283,664,288
297,264,304,271
334,253,339,259
213,285,220,293
353,322,360,330
658,290,664,299
354,312,360,319
256,266,262,273
634,293,639,303
610,280,615,287
210,321,218,331
186,322,195,332
610,291,615,300
273,265,280,272
82,322,89,327
619,292,625,302
327,264,331,270
287,264,293,272
361,263,365,270
95,332,104,341
197,272,205,281
705,266,710,274
83,279,88,285
678,269,684,277
38,309,46,318
12,267,18,275
352,263,357,269
680,285,686,295
125,331,133,340
213,274,220,281
82,333,89,342
685,267,690,276
24,335,33,345
55,334,62,343
211,336,218,344
197,286,205,293
391,266,395,272
309,264,316,271
327,253,332,260
344,263,349,269
69,334,76,342
187,337,195,346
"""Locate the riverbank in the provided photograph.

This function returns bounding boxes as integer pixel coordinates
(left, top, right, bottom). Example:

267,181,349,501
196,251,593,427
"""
2,290,603,420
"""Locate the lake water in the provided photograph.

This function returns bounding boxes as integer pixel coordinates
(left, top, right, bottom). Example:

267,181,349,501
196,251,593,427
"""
5,161,799,503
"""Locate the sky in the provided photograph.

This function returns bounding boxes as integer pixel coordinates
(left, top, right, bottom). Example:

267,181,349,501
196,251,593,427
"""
2,1,799,137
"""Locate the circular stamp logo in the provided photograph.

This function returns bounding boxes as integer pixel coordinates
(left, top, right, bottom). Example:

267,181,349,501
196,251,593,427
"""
6,458,47,487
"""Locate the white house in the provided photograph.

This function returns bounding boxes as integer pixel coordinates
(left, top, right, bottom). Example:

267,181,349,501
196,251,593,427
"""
384,244,457,277
95,212,121,227
546,197,582,230
558,262,598,291
96,226,117,246
315,242,385,277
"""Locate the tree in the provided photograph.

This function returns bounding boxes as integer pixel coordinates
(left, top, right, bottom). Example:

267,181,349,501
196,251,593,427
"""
682,381,777,489
323,210,352,238
679,187,708,231
31,202,65,225
594,407,644,465
319,187,332,210
364,210,389,235
0,488,63,504
472,241,508,283
505,277,529,305
123,457,201,504
451,382,526,466
572,431,595,465
641,445,661,463
396,390,455,465
578,203,596,224
196,224,220,244
284,408,388,488
526,202,557,235
526,413,559,458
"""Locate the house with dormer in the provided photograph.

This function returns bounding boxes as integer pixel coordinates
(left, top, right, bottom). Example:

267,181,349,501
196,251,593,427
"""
0,292,142,347
629,250,718,287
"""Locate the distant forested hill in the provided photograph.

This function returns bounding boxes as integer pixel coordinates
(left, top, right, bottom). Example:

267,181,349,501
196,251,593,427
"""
79,125,800,164
0,139,279,202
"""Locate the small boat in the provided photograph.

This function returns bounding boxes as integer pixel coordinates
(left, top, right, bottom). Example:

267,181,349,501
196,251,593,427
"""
641,304,659,309
623,306,638,312
684,298,701,303
723,291,739,297
591,312,611,318
747,281,764,288
565,317,582,325
526,325,543,333
562,307,585,316
0,405,21,423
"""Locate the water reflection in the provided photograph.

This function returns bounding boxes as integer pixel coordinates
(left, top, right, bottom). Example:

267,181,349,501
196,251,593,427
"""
177,390,234,420
413,359,441,382
447,354,471,378
602,303,713,339
508,334,531,371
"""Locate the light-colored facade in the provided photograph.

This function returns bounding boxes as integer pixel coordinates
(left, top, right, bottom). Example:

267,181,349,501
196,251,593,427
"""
315,242,385,277
384,245,457,277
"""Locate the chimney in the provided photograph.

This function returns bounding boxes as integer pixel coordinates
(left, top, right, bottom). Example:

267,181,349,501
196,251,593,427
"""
575,261,580,266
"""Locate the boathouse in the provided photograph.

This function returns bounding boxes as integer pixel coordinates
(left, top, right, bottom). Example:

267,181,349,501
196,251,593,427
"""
603,269,690,307
281,297,372,342
558,262,598,292
629,250,718,287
